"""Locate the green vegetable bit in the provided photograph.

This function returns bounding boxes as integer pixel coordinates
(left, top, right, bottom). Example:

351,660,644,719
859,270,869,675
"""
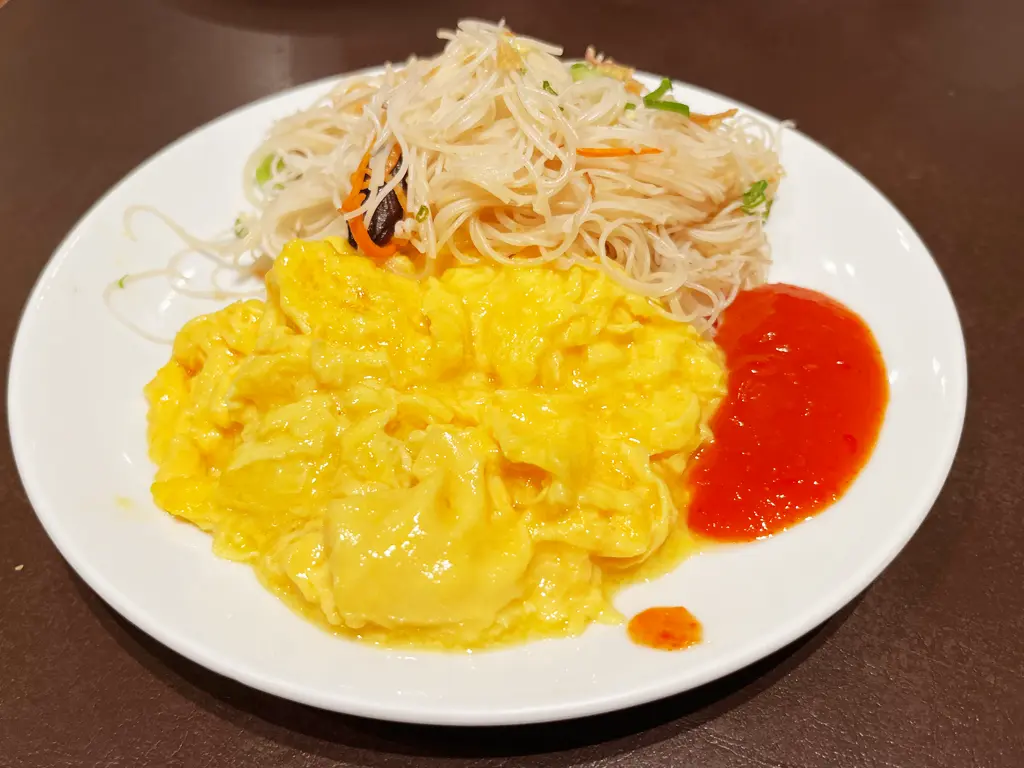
117,275,127,289
647,100,690,116
742,180,770,214
624,102,636,111
233,216,249,238
644,78,673,103
255,154,283,186
570,62,600,81
642,77,690,117
542,80,558,96
416,205,429,222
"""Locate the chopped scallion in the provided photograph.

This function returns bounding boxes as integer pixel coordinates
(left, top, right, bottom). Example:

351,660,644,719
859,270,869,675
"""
624,102,636,111
641,78,691,116
570,62,599,81
742,180,769,214
642,78,691,117
255,154,283,186
646,100,690,117
542,80,558,96
644,78,673,104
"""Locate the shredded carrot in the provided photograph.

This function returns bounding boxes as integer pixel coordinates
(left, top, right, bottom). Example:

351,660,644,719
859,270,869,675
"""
338,134,398,259
576,146,662,158
341,147,373,213
348,214,398,260
690,108,738,127
385,143,402,176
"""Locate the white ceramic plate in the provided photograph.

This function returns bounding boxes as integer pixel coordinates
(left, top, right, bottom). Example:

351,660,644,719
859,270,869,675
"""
8,71,966,726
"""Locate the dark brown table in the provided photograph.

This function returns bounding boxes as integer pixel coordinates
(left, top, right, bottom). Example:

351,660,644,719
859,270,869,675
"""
2,1,1022,765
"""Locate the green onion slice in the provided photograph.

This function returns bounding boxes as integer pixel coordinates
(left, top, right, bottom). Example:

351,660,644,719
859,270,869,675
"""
644,77,673,103
255,154,283,186
570,62,600,81
742,180,769,214
646,100,690,116
642,78,690,116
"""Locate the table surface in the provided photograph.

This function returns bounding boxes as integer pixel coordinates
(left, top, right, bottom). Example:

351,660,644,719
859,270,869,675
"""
1,1,1022,766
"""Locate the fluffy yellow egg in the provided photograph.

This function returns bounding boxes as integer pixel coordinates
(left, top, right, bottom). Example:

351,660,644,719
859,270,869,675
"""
145,238,726,649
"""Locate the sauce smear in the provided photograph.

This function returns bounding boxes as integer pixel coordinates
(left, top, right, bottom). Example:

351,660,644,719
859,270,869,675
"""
688,284,888,541
628,607,703,651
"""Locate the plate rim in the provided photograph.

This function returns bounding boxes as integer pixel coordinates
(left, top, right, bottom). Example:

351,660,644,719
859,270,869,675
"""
7,68,968,726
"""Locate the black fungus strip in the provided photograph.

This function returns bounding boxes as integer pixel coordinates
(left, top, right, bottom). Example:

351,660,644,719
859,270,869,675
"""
347,162,408,250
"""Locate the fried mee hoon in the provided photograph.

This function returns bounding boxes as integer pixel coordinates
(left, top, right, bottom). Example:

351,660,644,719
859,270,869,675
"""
224,20,782,331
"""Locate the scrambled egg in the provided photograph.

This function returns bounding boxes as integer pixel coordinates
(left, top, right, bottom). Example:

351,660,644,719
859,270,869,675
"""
145,238,725,649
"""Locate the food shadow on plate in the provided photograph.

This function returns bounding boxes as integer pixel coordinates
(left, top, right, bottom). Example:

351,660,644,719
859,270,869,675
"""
75,573,861,765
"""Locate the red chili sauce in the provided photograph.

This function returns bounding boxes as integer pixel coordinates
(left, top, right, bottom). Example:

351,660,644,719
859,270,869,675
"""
687,284,888,541
628,607,703,651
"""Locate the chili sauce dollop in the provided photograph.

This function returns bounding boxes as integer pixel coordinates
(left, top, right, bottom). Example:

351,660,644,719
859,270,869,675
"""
627,607,703,651
687,284,888,541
